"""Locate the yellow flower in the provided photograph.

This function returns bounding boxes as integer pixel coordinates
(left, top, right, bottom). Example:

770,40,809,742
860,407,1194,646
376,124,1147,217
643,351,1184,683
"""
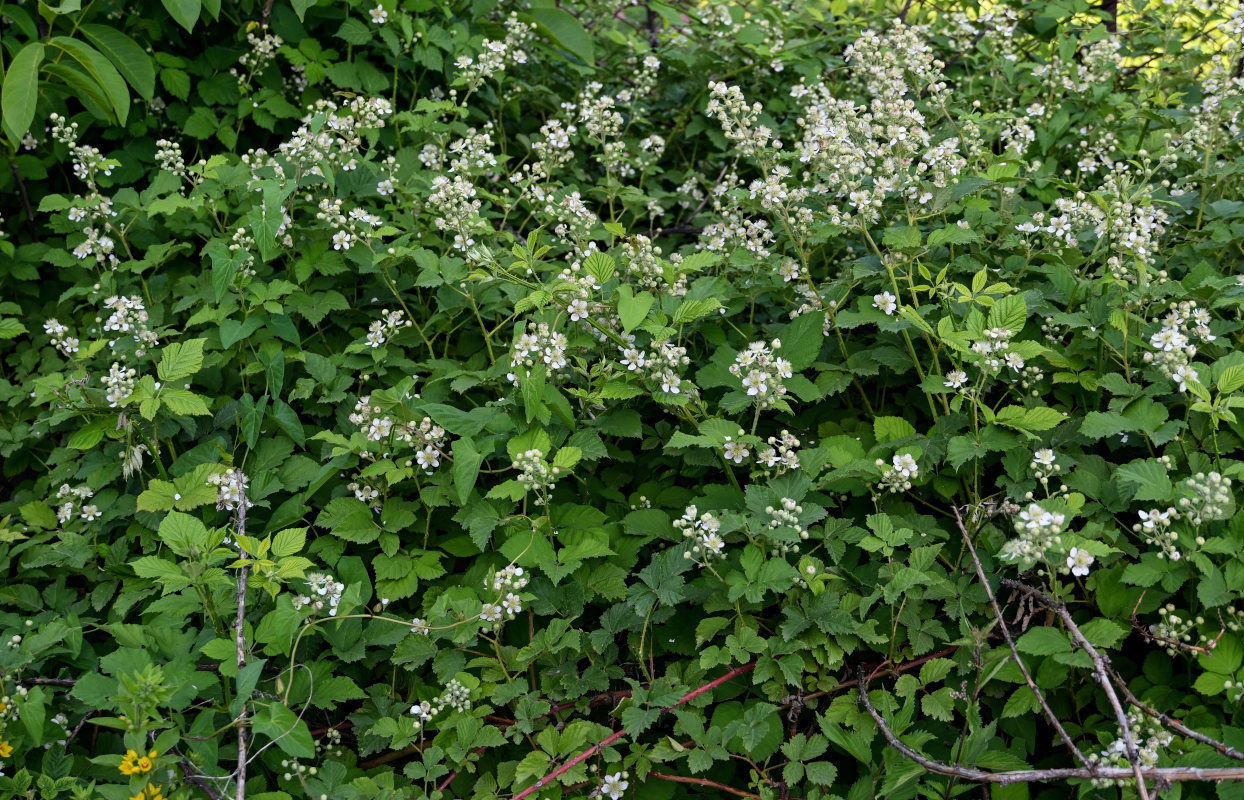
129,785,166,800
0,739,12,758
118,748,154,776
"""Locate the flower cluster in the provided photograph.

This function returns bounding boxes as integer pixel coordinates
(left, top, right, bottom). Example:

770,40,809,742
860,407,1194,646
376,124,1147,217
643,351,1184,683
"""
757,431,802,474
1135,508,1181,561
1179,471,1234,525
676,505,726,564
294,573,346,615
409,678,472,731
364,309,410,348
508,322,569,384
617,336,691,395
454,13,533,90
1086,707,1173,787
481,564,528,625
349,479,381,510
118,748,156,776
54,484,98,525
876,453,919,494
514,449,560,504
101,298,158,358
207,468,252,512
999,503,1066,567
764,497,810,556
969,326,1024,375
232,26,283,87
1030,448,1059,486
43,319,79,356
729,339,793,409
101,363,138,408
1142,300,1214,389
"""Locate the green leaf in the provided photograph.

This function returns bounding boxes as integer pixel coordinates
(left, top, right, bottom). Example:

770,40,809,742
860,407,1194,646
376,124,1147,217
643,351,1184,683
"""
160,389,210,416
272,528,306,558
79,24,155,101
1116,459,1173,502
995,405,1064,433
452,437,483,505
522,8,595,65
617,285,655,333
987,293,1027,333
2,43,45,147
157,338,206,382
776,312,826,372
251,701,315,758
48,37,130,125
1015,626,1071,656
161,0,202,32
874,416,917,444
316,497,380,543
336,18,373,45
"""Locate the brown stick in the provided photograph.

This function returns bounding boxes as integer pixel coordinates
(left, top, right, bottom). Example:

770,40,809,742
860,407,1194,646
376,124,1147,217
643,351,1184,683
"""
858,666,1244,784
999,580,1150,799
234,477,251,800
10,161,40,241
509,662,757,800
1103,662,1244,763
648,771,764,799
952,507,1089,768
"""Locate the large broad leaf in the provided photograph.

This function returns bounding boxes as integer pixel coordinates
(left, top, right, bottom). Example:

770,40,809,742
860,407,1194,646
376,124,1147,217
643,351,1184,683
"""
522,8,595,65
161,0,202,32
79,24,156,101
1,43,44,147
42,62,112,121
48,37,130,125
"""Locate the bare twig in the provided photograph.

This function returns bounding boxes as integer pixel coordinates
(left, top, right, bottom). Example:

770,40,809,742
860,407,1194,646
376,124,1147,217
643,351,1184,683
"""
952,507,1089,768
648,771,764,799
858,667,1244,785
20,677,76,686
509,662,757,800
1103,662,1244,763
10,161,40,242
233,477,251,800
1000,580,1150,800
174,749,227,800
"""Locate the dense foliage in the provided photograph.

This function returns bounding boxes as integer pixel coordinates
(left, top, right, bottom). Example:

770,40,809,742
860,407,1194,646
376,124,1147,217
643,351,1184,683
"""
2,0,1244,798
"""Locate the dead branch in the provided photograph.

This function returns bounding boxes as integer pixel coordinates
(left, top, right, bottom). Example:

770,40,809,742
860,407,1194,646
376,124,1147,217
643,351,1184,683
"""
234,476,251,800
952,507,1089,768
858,666,1244,785
1000,579,1151,797
1103,662,1244,763
508,662,757,800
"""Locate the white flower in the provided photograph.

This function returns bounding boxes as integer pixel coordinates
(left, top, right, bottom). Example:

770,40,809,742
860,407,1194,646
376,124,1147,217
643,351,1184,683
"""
1032,449,1056,467
1067,547,1094,577
377,178,394,195
620,348,646,371
741,370,768,396
724,439,749,464
873,291,898,315
892,453,918,478
601,772,628,800
1172,364,1198,393
944,370,968,389
332,230,353,250
369,4,388,23
568,299,589,321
